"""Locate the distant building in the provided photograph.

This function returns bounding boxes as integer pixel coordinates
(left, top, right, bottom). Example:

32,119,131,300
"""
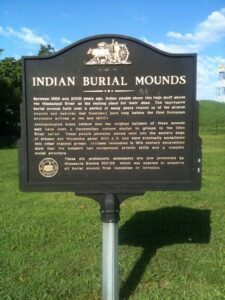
216,64,225,102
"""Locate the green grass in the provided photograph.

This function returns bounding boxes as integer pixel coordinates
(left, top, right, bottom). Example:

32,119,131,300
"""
0,134,225,299
199,100,225,134
199,100,225,124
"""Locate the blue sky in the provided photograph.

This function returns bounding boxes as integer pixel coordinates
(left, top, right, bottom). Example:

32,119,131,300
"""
1,0,225,100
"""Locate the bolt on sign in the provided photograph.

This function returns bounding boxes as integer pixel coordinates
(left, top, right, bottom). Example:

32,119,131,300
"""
19,35,201,193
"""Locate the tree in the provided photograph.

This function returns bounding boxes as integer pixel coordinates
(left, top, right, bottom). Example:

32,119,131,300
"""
38,44,55,56
0,57,22,142
0,44,55,146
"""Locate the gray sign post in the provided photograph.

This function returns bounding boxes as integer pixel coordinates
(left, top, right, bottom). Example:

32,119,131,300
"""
101,194,120,300
102,221,119,300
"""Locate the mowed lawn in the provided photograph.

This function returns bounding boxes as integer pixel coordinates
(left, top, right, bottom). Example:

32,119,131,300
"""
0,134,225,299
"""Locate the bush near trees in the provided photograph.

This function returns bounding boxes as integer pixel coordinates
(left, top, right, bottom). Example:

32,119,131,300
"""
0,45,55,146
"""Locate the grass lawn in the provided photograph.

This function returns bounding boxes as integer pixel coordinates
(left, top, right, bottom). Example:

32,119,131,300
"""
0,134,225,299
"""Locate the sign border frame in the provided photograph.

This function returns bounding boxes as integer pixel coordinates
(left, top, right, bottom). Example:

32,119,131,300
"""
19,34,201,193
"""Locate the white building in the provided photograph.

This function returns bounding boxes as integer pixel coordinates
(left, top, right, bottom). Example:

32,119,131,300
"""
216,64,225,102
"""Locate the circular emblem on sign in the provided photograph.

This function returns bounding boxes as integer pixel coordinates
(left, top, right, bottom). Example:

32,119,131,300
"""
39,158,59,178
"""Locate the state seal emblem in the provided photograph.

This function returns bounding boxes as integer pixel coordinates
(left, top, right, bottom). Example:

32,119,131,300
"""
39,158,59,178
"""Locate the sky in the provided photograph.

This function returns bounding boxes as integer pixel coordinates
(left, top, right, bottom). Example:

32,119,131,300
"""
0,0,225,101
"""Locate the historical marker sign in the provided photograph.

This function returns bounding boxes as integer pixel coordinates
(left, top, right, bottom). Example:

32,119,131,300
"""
19,35,201,193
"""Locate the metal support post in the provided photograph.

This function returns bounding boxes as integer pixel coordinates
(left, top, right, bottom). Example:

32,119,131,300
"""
102,222,119,300
100,194,120,300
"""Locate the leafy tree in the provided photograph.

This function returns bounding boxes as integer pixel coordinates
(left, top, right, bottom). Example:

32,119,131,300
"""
38,44,55,56
0,57,22,141
0,44,55,146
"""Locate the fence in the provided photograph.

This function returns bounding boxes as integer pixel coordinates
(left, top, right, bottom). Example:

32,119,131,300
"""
0,135,20,147
200,118,225,135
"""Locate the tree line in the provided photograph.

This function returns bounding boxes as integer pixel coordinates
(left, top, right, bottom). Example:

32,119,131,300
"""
0,45,55,146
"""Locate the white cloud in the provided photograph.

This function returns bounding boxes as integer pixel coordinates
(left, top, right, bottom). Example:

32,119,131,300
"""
142,36,198,53
0,26,47,45
27,51,35,56
167,8,225,48
142,37,225,101
0,26,7,36
142,8,225,101
61,37,72,45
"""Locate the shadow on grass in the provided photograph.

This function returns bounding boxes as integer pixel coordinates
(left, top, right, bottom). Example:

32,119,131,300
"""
119,206,211,299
